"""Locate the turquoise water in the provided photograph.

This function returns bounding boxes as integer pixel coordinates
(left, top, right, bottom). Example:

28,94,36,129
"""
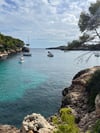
0,49,99,127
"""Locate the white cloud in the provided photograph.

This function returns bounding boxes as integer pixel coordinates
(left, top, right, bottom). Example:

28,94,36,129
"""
0,0,97,47
48,0,61,6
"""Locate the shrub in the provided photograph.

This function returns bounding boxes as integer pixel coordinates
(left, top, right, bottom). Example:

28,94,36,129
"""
52,108,79,133
91,120,100,133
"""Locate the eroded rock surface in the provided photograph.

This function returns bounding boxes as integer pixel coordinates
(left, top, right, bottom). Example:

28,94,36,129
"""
21,113,54,133
61,66,100,132
0,125,20,133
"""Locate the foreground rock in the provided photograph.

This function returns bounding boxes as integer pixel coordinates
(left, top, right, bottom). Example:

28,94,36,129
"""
0,125,20,133
21,113,54,133
61,66,100,132
0,113,54,133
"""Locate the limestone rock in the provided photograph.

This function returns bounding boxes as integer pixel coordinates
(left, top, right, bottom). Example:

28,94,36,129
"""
21,113,54,133
0,125,20,133
61,66,100,132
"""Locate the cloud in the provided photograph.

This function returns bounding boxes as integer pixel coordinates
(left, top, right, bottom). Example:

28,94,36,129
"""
0,0,97,47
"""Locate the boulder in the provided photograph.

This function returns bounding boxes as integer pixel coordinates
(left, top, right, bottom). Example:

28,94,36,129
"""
21,113,54,133
0,125,20,133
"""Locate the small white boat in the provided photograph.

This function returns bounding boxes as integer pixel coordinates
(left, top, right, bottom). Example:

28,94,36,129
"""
23,52,32,56
47,51,54,57
19,56,24,63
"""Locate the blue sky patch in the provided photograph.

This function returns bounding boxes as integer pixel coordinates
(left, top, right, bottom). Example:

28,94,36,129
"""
4,0,18,12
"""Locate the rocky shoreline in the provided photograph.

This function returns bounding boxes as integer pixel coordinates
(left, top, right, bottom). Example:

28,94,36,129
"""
0,66,100,133
0,48,22,60
0,46,30,60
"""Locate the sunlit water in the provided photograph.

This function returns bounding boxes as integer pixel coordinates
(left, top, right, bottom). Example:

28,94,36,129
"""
0,49,99,127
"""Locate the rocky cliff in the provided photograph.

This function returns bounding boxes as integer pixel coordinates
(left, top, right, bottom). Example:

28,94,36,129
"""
62,66,100,132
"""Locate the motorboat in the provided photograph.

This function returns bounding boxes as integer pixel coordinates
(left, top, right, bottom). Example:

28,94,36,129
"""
94,52,100,57
47,51,54,57
23,52,32,56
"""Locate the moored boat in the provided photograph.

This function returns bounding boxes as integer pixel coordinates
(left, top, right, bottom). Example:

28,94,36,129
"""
19,56,24,63
23,52,32,56
47,51,54,57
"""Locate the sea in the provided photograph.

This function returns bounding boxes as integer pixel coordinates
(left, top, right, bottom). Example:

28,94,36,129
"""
0,48,99,127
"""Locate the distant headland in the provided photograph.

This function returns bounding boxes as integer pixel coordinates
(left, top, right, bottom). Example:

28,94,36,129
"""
0,33,25,59
0,33,31,59
46,43,100,51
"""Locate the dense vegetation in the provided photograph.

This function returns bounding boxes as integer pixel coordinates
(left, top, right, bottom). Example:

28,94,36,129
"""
86,70,100,111
52,108,79,133
0,33,24,52
67,33,90,49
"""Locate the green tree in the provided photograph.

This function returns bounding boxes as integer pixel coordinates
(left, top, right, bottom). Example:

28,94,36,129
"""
78,0,100,40
0,33,24,52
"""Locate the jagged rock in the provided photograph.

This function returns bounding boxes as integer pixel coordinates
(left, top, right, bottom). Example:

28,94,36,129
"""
62,87,69,96
0,125,20,133
79,111,99,132
61,66,100,132
21,113,54,133
28,130,34,133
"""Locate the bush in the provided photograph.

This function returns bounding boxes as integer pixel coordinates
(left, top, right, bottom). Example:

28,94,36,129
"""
52,108,79,133
91,120,100,133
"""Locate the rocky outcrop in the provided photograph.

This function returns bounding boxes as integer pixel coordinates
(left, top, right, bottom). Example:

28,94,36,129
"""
0,48,22,60
61,66,100,132
0,125,20,133
0,51,8,59
0,113,54,133
21,113,54,133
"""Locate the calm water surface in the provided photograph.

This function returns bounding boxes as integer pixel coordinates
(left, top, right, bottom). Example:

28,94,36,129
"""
0,49,99,127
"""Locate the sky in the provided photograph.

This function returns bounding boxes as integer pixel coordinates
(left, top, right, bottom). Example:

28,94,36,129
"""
0,0,97,48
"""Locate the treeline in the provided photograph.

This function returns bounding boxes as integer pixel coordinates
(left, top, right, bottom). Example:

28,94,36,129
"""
0,33,25,52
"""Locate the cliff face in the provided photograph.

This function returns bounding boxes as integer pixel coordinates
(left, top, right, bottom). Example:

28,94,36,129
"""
62,66,100,132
